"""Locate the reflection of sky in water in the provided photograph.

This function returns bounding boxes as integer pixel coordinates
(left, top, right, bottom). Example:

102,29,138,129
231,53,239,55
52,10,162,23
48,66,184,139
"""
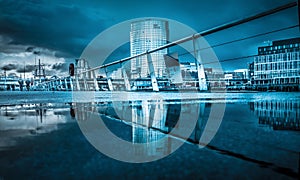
77,95,300,148
76,100,208,157
0,92,300,178
75,93,300,159
0,103,74,149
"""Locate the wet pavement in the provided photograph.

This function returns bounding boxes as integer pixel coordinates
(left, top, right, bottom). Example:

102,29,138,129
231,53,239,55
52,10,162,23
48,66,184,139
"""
0,91,299,179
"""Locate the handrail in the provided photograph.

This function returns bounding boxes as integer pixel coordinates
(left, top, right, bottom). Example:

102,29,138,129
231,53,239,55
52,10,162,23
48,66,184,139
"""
79,1,297,74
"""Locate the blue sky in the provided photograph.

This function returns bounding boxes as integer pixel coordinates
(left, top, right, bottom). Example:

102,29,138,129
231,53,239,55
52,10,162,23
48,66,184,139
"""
0,0,298,77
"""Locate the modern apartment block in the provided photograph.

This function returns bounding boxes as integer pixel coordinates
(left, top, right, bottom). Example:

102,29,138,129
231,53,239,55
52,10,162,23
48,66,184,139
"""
253,37,300,91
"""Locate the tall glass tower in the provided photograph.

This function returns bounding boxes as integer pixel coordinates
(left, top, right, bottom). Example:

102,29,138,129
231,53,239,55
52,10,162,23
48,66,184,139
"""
130,19,169,79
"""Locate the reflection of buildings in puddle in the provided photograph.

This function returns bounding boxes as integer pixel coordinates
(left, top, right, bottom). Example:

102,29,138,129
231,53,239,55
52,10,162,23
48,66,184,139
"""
75,100,208,156
0,103,73,150
74,102,98,121
0,103,72,133
250,100,300,131
132,100,170,156
190,103,207,143
132,100,207,156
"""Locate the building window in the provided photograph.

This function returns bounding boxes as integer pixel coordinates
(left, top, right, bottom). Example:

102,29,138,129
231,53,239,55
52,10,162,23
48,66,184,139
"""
153,24,160,29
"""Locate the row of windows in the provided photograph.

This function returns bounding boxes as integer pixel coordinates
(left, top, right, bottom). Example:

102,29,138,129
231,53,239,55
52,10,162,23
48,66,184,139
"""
131,32,167,37
255,110,299,119
255,52,300,63
131,49,167,55
259,48,300,55
131,39,167,44
253,77,300,84
132,23,164,29
255,69,300,74
259,43,300,52
131,21,166,27
255,61,300,71
254,73,300,79
254,101,300,111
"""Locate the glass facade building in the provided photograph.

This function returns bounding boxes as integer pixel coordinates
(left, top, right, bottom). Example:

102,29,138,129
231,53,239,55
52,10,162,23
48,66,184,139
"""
253,37,300,88
130,19,169,79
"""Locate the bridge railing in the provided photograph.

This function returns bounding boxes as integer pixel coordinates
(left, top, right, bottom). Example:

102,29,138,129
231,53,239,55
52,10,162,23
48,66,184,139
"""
68,2,298,92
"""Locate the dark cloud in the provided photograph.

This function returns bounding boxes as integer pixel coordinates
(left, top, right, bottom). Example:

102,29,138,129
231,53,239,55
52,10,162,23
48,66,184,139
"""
0,0,298,70
0,62,68,77
25,47,35,52
0,63,36,73
1,64,17,71
52,63,68,72
0,0,105,58
25,46,41,55
16,65,36,73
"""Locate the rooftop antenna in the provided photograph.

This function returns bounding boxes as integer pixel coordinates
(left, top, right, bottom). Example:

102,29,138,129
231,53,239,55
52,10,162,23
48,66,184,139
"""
263,40,272,46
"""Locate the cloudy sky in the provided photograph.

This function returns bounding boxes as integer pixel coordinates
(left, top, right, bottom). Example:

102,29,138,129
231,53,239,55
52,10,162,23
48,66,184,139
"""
0,0,298,78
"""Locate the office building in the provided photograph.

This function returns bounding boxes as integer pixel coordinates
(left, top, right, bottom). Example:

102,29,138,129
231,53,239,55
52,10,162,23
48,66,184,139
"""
130,19,169,79
253,37,300,90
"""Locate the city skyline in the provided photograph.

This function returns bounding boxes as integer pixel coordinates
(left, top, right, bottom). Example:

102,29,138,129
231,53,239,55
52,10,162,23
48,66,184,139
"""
0,0,299,78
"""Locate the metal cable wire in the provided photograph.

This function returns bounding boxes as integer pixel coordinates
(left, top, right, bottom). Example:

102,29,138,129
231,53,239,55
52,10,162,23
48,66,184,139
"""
177,24,299,57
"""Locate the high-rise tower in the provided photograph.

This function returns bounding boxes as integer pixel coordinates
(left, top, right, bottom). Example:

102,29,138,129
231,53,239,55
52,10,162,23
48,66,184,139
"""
130,19,169,79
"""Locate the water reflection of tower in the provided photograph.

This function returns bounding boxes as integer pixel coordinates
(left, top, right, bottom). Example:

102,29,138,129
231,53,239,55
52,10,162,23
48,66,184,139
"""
131,100,171,156
250,100,300,130
131,100,207,155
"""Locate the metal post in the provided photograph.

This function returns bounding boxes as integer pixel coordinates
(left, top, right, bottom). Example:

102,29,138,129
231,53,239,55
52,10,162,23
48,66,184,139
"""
49,81,52,91
64,78,68,90
53,80,56,90
76,75,80,91
83,72,88,91
60,79,63,91
50,81,53,91
192,36,208,91
105,68,114,91
70,77,74,91
146,52,159,92
121,63,131,91
92,70,99,91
